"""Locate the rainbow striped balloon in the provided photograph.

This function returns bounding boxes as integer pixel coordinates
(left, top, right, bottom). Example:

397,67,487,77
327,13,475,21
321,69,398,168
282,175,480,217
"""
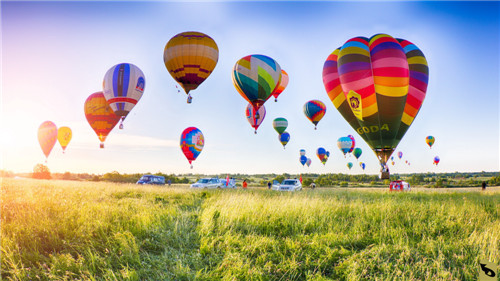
180,127,204,168
303,100,326,129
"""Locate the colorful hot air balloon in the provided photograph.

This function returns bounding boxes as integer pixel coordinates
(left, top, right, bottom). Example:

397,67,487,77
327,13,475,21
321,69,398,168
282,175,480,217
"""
337,137,353,157
299,149,306,156
306,158,312,167
232,54,282,113
279,132,290,149
391,156,394,161
433,156,440,165
391,161,395,166
273,117,288,134
303,100,326,129
360,162,366,170
272,70,289,102
180,127,204,168
353,147,362,160
299,155,307,166
316,147,327,165
398,151,403,159
84,92,121,148
426,136,435,148
102,63,145,129
163,32,219,103
57,126,72,153
245,103,266,134
323,34,429,179
38,121,57,162
347,135,356,153
347,162,353,170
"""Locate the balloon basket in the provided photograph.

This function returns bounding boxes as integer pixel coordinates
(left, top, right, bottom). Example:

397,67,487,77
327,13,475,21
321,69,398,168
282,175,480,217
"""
187,94,192,104
100,143,104,149
254,131,257,134
314,127,317,130
275,98,277,102
190,165,193,169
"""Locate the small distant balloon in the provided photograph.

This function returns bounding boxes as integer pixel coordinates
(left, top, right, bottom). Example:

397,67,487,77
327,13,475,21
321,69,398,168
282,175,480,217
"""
347,135,355,153
398,151,403,159
38,121,58,162
279,132,290,149
360,162,366,170
299,155,307,166
426,136,435,148
245,103,266,134
337,137,353,157
303,100,326,129
317,147,327,165
306,158,312,167
353,147,362,160
57,126,72,153
180,127,204,168
299,149,306,156
273,117,288,134
347,162,353,170
433,156,440,165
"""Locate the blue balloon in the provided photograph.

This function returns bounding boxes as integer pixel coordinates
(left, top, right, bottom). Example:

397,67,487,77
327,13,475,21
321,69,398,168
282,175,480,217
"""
300,155,307,166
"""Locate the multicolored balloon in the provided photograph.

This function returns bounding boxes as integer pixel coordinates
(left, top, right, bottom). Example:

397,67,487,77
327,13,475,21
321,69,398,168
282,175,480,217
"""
347,135,356,153
273,117,288,134
353,147,362,160
306,158,312,167
426,136,435,148
303,100,326,129
84,92,121,148
317,147,327,165
245,103,266,134
337,136,353,157
398,151,403,159
38,121,58,162
232,54,281,112
299,155,307,166
323,34,429,179
180,127,204,168
272,70,289,102
278,132,290,149
163,32,219,103
57,126,72,153
433,156,440,165
102,63,145,129
347,162,353,170
299,149,306,156
360,162,366,170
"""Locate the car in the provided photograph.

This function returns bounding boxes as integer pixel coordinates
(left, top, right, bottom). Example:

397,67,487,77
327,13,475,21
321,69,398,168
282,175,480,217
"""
190,178,224,189
389,180,410,191
220,178,237,188
276,179,302,192
136,175,165,185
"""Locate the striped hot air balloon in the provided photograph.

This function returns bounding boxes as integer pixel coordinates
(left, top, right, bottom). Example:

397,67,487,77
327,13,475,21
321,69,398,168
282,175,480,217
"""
272,117,288,135
84,92,121,148
426,136,435,148
164,31,219,103
272,69,289,102
245,103,266,134
323,34,429,179
303,100,326,129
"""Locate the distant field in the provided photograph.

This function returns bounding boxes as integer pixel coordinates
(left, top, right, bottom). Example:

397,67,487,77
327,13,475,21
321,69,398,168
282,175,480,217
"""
2,178,499,280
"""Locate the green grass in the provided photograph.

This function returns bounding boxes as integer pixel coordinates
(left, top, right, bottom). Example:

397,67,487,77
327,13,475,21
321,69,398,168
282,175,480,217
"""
1,178,499,280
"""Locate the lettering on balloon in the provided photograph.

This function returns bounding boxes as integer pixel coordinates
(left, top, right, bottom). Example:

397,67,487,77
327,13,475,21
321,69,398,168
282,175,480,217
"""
356,124,390,135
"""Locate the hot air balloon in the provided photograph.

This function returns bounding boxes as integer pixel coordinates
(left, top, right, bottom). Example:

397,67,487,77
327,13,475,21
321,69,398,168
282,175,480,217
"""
163,31,219,103
426,136,435,148
279,132,290,149
272,70,289,102
391,156,394,161
337,137,353,157
245,103,266,134
303,100,326,129
323,34,429,179
360,162,366,170
102,63,145,129
353,147,362,160
391,161,395,166
299,149,306,156
398,151,403,159
306,158,312,167
84,92,121,148
57,126,72,153
317,147,327,165
326,151,331,159
347,135,356,153
347,162,353,170
180,127,204,168
38,121,57,162
273,117,288,134
232,54,282,114
300,155,307,166
433,156,440,165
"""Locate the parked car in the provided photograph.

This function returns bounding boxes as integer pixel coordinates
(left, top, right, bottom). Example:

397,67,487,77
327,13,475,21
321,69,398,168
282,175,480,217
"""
276,179,302,192
136,175,165,185
220,178,237,188
389,180,410,191
190,178,224,189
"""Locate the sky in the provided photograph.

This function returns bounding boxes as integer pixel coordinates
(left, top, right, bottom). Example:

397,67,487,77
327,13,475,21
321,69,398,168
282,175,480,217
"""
1,1,499,176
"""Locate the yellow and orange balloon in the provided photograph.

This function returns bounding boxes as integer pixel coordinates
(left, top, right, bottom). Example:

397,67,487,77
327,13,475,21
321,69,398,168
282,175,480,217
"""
57,126,72,153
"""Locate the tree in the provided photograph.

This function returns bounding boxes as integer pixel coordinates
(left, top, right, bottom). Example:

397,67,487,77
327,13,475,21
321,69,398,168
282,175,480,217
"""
32,164,51,179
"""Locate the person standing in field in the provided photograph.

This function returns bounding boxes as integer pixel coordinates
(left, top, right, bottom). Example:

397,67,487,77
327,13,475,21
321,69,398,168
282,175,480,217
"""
167,179,171,186
267,181,272,189
482,181,487,190
242,180,248,189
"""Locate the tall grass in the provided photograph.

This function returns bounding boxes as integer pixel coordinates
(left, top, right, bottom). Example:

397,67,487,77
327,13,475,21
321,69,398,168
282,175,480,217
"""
1,178,499,280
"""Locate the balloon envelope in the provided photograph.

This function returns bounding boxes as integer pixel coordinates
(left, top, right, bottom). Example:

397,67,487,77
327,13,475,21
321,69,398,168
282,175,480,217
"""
103,63,145,119
279,132,290,148
299,155,307,166
57,126,72,152
323,34,429,176
360,162,366,170
347,162,353,170
398,151,403,159
299,149,306,156
180,127,204,166
232,54,281,112
38,121,58,160
245,103,266,133
303,100,326,129
353,147,362,159
84,92,121,148
306,158,312,167
163,31,218,99
433,156,440,165
272,69,289,101
316,147,327,164
426,136,435,148
347,135,356,153
273,117,288,134
337,137,353,156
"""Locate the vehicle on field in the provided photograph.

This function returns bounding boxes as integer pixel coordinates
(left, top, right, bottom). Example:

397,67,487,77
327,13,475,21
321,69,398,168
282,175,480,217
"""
136,175,165,185
220,178,237,188
389,180,410,191
271,180,281,190
190,178,224,189
275,179,302,192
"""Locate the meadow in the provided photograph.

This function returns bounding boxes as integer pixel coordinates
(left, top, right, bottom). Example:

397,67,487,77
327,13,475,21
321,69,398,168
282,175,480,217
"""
1,178,499,280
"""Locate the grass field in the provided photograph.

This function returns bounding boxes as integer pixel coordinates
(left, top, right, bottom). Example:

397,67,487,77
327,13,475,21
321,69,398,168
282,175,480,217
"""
1,178,499,280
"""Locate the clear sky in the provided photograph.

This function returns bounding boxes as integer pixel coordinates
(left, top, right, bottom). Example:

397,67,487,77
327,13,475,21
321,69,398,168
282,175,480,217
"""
1,1,499,176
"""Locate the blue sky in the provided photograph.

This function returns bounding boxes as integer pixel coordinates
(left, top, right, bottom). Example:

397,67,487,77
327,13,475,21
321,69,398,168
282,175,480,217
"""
1,1,499,176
